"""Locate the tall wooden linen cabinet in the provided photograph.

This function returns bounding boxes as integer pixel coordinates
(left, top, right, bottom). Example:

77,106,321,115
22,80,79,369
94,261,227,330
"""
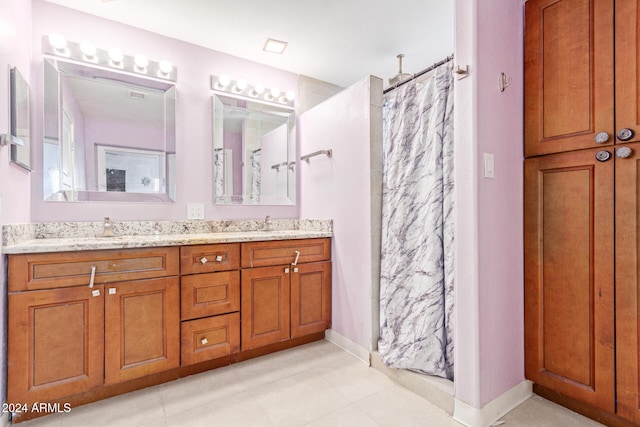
524,0,640,424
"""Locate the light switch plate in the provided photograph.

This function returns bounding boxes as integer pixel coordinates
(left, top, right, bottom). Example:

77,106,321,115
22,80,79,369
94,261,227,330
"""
187,203,205,219
483,153,495,179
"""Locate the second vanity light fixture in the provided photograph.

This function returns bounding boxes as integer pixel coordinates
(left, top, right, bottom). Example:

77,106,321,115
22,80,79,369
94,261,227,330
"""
44,33,177,82
211,75,295,108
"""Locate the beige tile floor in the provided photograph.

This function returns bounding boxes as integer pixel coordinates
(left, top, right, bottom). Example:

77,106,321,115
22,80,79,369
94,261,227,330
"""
17,340,604,427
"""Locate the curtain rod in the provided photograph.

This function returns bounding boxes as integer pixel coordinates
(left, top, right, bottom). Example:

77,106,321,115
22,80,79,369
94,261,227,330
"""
383,54,454,94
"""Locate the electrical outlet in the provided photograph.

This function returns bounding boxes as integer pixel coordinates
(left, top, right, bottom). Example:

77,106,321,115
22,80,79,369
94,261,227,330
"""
187,203,205,219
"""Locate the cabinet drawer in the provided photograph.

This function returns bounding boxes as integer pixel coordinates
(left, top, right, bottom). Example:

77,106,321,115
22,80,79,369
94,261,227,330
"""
181,271,240,320
8,247,179,292
241,238,331,268
181,313,240,365
180,244,240,274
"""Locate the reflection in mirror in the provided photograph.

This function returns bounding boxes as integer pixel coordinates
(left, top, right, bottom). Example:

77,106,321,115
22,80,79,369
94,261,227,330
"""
213,94,295,205
43,58,176,202
10,67,31,170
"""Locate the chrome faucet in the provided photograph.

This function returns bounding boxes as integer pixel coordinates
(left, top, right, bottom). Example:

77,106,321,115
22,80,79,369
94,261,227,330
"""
101,217,114,237
262,215,272,231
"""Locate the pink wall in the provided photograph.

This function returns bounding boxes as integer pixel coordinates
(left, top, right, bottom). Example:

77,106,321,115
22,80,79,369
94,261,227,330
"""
299,77,376,349
1,0,32,224
454,0,525,408
0,0,33,407
30,0,300,222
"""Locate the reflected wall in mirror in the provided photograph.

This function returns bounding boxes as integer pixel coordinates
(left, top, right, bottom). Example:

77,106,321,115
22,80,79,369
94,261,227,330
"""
43,58,176,202
10,67,31,170
213,94,295,205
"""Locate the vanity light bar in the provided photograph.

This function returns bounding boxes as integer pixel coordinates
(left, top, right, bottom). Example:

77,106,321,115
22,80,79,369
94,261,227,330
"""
211,75,295,108
43,34,177,82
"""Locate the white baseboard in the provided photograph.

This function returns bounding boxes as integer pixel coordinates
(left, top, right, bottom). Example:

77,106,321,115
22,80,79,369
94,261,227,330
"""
324,329,371,365
0,411,9,427
453,380,532,427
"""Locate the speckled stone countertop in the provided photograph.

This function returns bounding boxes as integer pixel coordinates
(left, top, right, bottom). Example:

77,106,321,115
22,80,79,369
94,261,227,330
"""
2,219,333,254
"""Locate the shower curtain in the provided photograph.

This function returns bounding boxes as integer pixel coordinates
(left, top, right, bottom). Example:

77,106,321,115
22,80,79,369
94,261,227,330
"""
378,61,454,380
250,150,261,202
214,149,224,198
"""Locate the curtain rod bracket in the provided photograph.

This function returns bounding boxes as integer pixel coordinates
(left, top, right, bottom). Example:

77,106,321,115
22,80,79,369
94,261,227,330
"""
453,65,469,80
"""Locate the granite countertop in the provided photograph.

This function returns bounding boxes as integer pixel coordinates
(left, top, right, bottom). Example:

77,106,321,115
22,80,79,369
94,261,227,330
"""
2,219,333,255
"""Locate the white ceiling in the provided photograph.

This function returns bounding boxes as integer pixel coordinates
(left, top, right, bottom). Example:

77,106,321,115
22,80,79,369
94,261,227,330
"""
43,0,455,88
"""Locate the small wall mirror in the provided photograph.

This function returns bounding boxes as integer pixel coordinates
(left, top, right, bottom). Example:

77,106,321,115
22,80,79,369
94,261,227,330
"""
213,94,295,205
10,67,31,170
43,58,176,202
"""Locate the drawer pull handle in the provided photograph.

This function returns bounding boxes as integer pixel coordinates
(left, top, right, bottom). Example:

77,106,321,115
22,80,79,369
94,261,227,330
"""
201,337,209,346
293,267,299,273
200,257,208,264
284,267,290,274
88,266,96,288
109,288,117,295
292,250,301,266
92,289,100,297
215,255,223,262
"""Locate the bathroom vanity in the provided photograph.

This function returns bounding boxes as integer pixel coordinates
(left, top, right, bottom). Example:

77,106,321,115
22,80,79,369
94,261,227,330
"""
3,221,331,422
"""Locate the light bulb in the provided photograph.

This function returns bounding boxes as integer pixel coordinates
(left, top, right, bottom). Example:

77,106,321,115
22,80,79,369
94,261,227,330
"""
159,60,172,74
285,91,295,102
80,40,96,57
270,87,281,98
236,79,247,91
134,54,149,69
218,75,230,87
49,33,67,50
109,47,124,64
253,83,265,94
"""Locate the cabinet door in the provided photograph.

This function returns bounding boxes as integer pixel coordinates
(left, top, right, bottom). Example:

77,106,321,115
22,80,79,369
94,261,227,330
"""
291,261,331,338
105,277,180,384
241,266,290,350
615,142,640,422
524,148,614,411
615,1,640,145
524,0,614,157
7,286,104,404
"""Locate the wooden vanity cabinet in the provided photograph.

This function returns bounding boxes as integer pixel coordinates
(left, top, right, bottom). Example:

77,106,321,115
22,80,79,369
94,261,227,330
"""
240,239,331,350
6,237,331,421
179,244,241,365
7,247,180,405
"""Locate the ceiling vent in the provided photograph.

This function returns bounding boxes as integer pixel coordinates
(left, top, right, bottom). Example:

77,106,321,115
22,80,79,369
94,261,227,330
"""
129,90,146,101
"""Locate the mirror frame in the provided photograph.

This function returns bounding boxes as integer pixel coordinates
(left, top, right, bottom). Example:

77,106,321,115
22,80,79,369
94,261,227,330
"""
42,58,177,203
212,92,296,206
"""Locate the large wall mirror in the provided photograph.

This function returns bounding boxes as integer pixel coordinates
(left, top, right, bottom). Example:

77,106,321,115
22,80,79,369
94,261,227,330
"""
43,58,176,202
213,94,295,205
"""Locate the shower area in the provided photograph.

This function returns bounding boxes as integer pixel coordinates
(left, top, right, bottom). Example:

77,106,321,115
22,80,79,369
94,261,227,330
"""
298,53,456,414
